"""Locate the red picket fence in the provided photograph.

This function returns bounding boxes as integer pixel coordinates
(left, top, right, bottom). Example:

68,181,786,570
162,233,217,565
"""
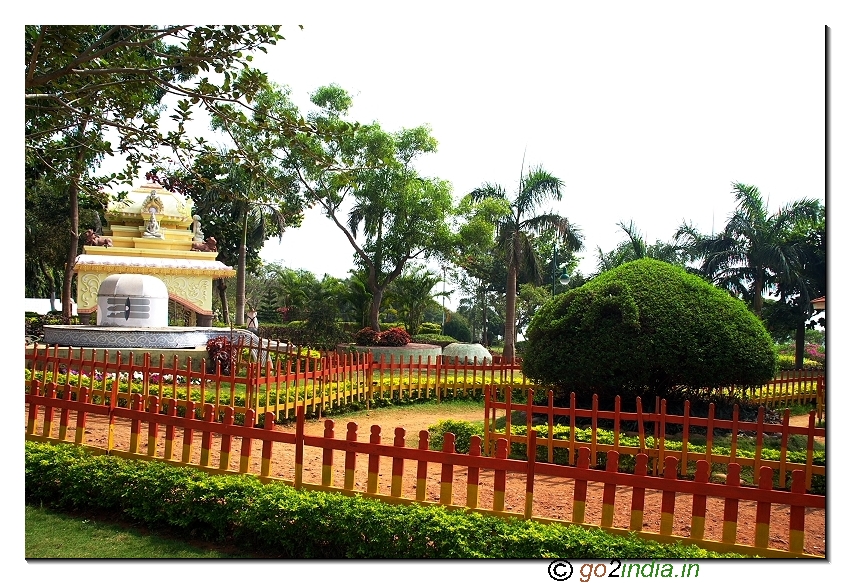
27,342,824,421
25,343,533,420
485,388,825,492
25,378,824,558
749,370,825,420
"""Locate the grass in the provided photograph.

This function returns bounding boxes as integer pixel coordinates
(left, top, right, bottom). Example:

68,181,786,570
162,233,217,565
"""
25,505,257,559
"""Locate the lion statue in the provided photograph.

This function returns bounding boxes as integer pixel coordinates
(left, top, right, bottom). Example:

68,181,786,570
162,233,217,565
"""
84,229,113,247
191,236,218,252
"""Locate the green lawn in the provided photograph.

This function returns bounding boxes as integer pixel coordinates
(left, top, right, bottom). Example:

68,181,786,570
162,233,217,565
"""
25,505,257,559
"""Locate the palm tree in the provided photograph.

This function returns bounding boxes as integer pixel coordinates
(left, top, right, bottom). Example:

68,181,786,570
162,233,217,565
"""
675,183,821,317
157,152,302,326
470,163,583,360
596,220,686,274
385,265,448,336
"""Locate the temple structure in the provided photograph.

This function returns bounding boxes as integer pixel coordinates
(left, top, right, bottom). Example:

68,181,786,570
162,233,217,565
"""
73,182,235,326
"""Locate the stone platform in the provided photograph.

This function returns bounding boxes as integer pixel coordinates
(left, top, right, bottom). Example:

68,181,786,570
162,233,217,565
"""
43,325,259,350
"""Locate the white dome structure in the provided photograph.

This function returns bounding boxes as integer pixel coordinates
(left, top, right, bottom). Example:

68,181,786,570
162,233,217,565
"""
96,274,169,327
442,342,492,365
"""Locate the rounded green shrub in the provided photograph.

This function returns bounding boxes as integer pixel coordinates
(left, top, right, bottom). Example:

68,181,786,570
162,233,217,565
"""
522,259,776,405
444,315,472,343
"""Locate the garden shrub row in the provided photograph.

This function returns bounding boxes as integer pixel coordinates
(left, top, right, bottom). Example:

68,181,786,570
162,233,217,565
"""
25,441,744,559
428,420,825,494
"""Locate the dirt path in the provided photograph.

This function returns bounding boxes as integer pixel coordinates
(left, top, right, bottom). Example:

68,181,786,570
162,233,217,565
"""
25,404,825,557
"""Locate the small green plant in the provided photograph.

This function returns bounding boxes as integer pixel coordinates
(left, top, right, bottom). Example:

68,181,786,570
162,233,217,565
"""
428,420,481,453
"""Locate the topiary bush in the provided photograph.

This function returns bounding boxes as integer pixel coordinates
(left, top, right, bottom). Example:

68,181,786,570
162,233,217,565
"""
443,316,472,343
522,259,777,408
418,322,443,335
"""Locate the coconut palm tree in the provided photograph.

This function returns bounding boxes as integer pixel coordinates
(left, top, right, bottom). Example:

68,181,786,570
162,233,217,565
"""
675,183,821,317
385,265,448,336
596,220,687,274
470,163,583,360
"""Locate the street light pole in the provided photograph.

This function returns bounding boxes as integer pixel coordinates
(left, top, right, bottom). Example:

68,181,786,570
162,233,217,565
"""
552,239,557,296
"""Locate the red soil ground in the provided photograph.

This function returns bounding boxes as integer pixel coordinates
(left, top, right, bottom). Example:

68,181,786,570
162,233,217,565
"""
25,404,825,557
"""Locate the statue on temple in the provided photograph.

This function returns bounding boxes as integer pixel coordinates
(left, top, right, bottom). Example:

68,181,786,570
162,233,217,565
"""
191,236,218,252
84,229,113,247
192,215,205,242
143,206,164,239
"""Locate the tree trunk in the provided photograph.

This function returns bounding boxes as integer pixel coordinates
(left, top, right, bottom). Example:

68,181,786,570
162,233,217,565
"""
61,179,80,320
368,289,383,331
752,273,764,316
217,278,230,324
503,262,518,361
481,284,488,346
236,243,246,326
61,120,88,320
794,301,808,369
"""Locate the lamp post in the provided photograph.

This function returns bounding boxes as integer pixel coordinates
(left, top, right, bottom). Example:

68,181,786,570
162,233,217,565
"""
552,238,570,296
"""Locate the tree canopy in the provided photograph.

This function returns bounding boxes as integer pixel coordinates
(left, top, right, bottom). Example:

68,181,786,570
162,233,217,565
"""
675,183,821,317
25,25,302,317
229,83,455,330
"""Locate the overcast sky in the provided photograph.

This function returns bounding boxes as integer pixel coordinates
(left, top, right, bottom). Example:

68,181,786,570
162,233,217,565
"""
239,3,829,297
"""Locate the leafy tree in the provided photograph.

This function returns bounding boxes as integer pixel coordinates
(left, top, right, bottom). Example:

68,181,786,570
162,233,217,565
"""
449,194,509,346
523,259,777,408
443,312,473,343
257,287,282,326
240,84,455,330
26,25,290,317
516,283,551,339
301,275,348,349
470,163,583,360
340,270,373,328
148,150,303,325
675,183,821,316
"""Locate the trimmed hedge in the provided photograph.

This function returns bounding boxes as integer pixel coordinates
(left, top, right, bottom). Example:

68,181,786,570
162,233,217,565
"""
25,442,743,558
523,259,777,406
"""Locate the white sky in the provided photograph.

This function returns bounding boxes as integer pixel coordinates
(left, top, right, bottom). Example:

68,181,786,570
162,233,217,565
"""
241,3,831,298
9,6,850,577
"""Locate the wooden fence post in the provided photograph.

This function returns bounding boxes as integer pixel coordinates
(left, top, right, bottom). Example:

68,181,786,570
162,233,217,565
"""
367,425,382,494
391,427,406,498
344,422,358,491
524,429,537,520
467,435,481,509
295,405,305,489
439,433,456,506
321,419,336,488
416,430,429,502
572,447,590,524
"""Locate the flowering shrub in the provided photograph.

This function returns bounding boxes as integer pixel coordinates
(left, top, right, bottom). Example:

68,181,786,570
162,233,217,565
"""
206,336,237,374
376,327,411,347
776,341,825,368
352,326,411,347
353,327,381,346
777,354,821,370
